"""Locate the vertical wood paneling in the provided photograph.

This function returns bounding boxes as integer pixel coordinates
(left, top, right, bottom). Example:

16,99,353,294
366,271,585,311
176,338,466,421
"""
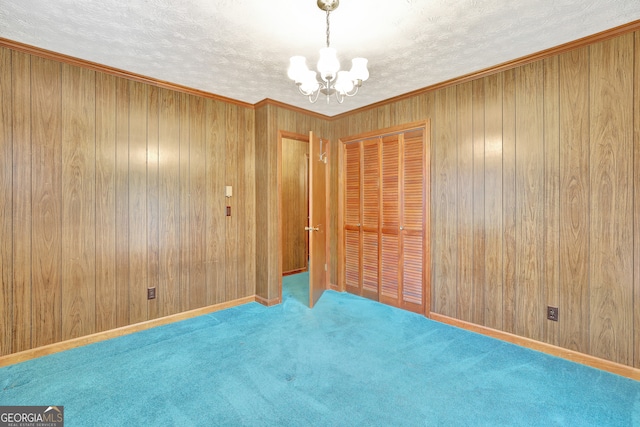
589,35,634,365
225,104,238,300
242,108,256,298
457,82,474,322
189,95,206,309
95,72,117,332
115,78,130,327
502,69,517,334
3,45,259,357
159,88,180,316
0,47,12,355
11,52,32,353
128,81,148,324
31,57,63,347
543,57,560,345
61,64,96,340
559,47,590,353
484,73,503,330
206,100,226,305
634,30,640,369
433,87,458,316
146,86,159,320
178,93,190,312
472,79,485,325
515,62,545,341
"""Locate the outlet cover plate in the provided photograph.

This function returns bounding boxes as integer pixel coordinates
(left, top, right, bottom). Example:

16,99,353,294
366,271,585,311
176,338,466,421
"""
547,306,558,321
147,287,156,300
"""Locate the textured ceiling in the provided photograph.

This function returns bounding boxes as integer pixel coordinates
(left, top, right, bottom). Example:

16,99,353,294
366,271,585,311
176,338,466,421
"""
1,0,640,116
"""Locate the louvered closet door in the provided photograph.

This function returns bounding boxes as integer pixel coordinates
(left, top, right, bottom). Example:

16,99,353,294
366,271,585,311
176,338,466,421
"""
380,134,401,306
379,130,426,314
344,142,361,294
400,129,425,313
361,139,380,300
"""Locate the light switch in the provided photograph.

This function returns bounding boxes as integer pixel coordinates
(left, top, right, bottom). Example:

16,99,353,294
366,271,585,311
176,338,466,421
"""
225,185,233,198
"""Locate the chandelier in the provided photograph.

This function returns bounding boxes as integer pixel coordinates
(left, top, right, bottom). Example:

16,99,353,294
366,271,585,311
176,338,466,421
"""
287,0,369,104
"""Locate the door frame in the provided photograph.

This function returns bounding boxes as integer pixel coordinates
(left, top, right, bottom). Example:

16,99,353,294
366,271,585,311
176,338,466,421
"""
337,120,431,317
277,130,311,300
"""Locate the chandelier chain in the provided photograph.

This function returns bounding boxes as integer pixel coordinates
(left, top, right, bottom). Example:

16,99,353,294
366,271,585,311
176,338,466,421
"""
326,10,330,48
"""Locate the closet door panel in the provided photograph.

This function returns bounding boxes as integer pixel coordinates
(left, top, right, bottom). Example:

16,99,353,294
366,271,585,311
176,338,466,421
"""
344,143,362,293
345,229,360,291
403,129,424,230
380,233,400,303
362,231,379,298
361,139,380,299
345,144,361,226
402,232,424,310
381,135,399,231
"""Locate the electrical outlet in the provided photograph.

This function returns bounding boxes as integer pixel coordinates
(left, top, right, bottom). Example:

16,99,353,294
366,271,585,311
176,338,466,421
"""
147,287,156,300
547,306,558,321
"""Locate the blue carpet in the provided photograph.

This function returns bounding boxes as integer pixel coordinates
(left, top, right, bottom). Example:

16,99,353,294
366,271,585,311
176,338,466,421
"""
1,276,639,426
282,271,309,307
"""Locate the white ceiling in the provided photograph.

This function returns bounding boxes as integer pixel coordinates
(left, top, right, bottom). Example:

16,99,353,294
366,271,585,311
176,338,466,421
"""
1,0,640,116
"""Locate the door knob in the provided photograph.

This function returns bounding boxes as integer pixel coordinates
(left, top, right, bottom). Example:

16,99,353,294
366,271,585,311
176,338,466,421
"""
400,226,404,230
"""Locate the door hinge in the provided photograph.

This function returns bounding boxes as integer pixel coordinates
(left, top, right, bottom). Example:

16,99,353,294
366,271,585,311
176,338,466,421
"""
324,263,327,271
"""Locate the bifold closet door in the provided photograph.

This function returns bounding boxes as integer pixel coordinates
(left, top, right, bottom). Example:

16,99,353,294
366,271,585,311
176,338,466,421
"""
344,142,361,294
344,139,380,301
380,130,426,314
361,139,380,300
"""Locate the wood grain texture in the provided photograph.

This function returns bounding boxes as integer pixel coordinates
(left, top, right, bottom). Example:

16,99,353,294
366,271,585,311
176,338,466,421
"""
146,86,159,321
189,95,206,309
158,88,180,317
178,93,191,312
3,45,259,357
514,62,545,341
432,86,457,316
472,79,486,325
634,30,640,369
61,64,96,340
115,77,130,328
0,47,13,355
542,57,560,346
31,57,63,347
558,47,590,353
241,108,256,298
225,104,238,301
95,72,117,332
589,35,634,365
456,82,474,322
128,81,148,324
11,51,32,353
206,100,226,305
502,69,517,335
483,73,503,330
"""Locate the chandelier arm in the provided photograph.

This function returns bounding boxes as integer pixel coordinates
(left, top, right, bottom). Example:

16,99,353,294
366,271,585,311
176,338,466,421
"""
344,84,360,97
308,88,322,104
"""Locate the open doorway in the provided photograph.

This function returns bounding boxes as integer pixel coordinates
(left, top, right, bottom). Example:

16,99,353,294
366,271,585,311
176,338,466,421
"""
280,132,310,306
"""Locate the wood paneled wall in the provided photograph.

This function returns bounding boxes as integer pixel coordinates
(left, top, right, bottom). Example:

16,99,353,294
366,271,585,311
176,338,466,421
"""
0,47,256,356
332,31,640,367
